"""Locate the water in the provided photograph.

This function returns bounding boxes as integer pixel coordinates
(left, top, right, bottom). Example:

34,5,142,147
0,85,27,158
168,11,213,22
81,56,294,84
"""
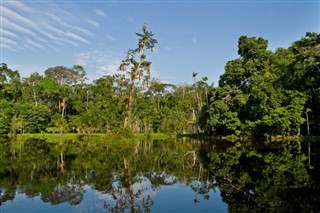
0,137,319,212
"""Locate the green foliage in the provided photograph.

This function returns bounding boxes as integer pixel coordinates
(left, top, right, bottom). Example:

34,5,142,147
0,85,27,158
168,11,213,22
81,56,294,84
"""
207,140,314,212
0,137,318,212
47,114,69,134
0,32,319,137
0,99,13,134
118,24,158,132
200,32,319,137
44,65,86,85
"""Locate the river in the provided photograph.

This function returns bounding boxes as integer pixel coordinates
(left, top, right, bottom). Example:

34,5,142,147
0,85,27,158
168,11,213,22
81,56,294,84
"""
0,136,319,212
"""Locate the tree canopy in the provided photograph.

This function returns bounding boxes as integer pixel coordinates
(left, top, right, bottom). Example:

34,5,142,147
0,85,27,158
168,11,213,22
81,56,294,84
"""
0,30,319,137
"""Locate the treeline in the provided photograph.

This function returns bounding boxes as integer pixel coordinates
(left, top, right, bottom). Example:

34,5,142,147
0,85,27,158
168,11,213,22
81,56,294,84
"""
200,32,320,137
0,29,319,137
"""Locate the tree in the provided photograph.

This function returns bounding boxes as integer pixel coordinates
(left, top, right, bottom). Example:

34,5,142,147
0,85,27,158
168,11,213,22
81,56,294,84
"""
44,65,86,86
0,99,13,134
207,140,312,212
287,32,320,134
22,72,43,106
118,23,157,132
200,35,309,137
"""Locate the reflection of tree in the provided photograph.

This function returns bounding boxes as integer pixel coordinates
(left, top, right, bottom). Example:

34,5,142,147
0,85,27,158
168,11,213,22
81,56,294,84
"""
41,184,83,205
2,137,318,212
0,138,78,204
0,188,15,207
103,139,217,212
207,140,316,212
104,156,154,213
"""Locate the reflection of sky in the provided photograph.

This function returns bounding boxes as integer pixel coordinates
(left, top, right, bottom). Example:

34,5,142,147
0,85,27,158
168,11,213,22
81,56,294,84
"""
152,184,227,213
2,192,72,213
1,178,227,213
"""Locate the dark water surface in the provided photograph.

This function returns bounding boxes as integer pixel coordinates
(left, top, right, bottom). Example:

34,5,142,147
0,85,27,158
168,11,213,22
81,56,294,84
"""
0,137,319,212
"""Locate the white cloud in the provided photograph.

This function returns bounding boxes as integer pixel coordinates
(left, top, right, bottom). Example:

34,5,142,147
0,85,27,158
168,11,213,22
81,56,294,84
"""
98,63,119,76
2,29,19,39
1,37,18,46
2,6,35,27
26,39,44,49
94,9,106,17
106,34,116,41
1,16,37,37
165,46,172,50
1,16,48,48
1,0,93,52
40,30,79,47
65,31,89,44
43,13,92,36
2,0,33,13
75,51,122,82
61,21,94,37
1,36,24,51
74,50,162,83
40,22,88,45
86,18,99,27
0,43,12,49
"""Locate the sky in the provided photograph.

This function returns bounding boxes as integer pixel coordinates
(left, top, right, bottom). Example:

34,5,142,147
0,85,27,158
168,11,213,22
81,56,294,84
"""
1,0,319,86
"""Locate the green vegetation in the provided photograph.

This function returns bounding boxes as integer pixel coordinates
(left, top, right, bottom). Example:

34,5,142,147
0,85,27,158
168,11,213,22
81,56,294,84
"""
0,137,319,212
15,133,171,143
200,32,320,137
1,26,319,138
207,140,318,212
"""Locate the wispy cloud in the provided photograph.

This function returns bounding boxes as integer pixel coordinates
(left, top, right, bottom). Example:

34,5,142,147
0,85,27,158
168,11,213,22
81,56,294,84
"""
1,16,37,37
40,30,78,47
3,0,33,13
65,31,89,44
2,29,19,39
26,39,44,49
1,0,93,52
75,50,161,83
0,43,12,50
1,36,22,51
45,13,94,36
86,18,99,27
75,51,122,82
1,37,18,47
2,6,35,27
106,34,116,41
94,9,106,17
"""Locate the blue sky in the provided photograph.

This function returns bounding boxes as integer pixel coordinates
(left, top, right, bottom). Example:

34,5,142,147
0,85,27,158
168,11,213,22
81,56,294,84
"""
1,0,319,85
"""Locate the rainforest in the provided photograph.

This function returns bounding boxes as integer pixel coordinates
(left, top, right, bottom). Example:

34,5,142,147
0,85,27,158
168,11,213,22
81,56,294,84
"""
1,27,320,213
1,30,319,138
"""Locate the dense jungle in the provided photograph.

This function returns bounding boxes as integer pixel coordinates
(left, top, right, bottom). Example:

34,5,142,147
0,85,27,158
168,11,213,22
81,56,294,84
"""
0,29,319,138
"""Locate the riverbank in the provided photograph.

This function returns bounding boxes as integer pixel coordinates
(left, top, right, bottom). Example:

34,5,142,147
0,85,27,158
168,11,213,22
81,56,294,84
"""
14,133,171,142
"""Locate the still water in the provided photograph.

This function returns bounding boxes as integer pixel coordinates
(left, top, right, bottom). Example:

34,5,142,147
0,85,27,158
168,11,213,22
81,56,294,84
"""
0,137,319,212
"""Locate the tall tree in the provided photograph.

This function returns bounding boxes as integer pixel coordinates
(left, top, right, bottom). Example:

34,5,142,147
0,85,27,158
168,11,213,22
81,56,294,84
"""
118,23,157,132
287,32,320,134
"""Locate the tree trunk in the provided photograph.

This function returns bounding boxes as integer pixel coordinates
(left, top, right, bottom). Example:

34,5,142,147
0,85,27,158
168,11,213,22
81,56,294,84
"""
59,97,67,117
